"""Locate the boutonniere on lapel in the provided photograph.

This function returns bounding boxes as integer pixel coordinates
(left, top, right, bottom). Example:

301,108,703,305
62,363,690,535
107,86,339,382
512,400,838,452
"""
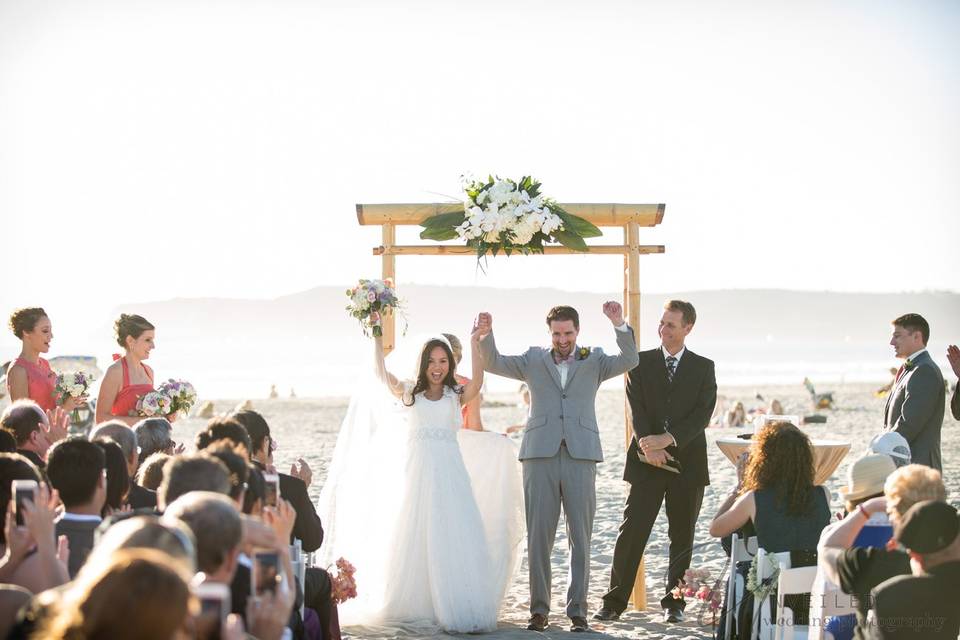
576,346,591,361
904,358,915,371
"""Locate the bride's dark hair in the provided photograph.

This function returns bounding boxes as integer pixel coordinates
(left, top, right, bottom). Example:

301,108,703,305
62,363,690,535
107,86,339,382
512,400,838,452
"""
404,339,463,406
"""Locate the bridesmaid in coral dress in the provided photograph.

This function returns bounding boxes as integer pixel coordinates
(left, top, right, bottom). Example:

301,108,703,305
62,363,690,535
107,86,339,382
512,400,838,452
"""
6,307,84,413
96,314,165,426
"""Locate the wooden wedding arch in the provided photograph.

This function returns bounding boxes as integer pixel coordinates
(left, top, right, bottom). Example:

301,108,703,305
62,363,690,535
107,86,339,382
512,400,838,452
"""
357,202,665,610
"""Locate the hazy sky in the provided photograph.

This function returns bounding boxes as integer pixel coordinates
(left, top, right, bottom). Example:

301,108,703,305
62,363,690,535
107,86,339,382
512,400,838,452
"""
2,0,958,323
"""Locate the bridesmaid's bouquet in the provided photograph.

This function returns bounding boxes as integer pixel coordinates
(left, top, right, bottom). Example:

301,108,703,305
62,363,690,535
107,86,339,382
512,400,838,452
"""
329,557,357,604
345,278,406,338
53,371,95,421
136,390,173,418
159,379,198,417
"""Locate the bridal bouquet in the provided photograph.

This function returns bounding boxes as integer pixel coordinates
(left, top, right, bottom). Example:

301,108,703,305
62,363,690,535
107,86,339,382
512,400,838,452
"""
346,278,406,338
159,379,198,417
53,371,95,421
136,390,173,418
419,175,601,259
329,557,358,604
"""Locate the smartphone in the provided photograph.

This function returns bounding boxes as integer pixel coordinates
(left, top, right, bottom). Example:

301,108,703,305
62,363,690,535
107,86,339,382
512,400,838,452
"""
263,473,279,508
252,550,281,597
12,480,38,527
193,582,230,640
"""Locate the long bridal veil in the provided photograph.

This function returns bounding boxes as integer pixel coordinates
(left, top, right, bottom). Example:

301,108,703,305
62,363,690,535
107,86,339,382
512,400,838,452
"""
316,365,525,631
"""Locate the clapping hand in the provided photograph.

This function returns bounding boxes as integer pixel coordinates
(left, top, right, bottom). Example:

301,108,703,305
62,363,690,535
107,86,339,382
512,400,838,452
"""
43,407,71,443
947,345,960,379
602,301,625,326
290,458,313,488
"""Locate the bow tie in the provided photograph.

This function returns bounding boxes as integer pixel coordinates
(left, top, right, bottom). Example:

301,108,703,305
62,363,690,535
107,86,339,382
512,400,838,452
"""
553,351,575,365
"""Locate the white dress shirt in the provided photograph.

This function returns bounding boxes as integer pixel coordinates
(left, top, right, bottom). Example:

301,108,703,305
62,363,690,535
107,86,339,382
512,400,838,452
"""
554,323,631,387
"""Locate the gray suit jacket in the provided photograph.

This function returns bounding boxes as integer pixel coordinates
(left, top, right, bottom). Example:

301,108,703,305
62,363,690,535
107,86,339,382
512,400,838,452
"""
480,325,638,461
883,350,946,471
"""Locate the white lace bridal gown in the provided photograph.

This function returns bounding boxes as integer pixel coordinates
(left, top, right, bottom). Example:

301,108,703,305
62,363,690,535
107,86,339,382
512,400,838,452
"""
317,382,524,634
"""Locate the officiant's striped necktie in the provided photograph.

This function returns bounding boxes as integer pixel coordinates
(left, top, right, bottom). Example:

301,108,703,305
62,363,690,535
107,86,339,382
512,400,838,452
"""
665,355,677,383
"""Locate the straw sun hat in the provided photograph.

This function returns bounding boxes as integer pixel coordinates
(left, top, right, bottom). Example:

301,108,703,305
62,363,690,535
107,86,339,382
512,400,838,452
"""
840,454,897,502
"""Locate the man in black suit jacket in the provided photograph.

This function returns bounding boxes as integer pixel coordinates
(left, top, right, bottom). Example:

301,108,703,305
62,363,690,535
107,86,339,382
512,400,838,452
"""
595,300,717,624
233,410,325,552
883,314,945,471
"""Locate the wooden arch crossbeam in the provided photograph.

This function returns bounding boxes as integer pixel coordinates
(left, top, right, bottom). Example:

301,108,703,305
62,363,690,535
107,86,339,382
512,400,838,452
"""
357,202,666,610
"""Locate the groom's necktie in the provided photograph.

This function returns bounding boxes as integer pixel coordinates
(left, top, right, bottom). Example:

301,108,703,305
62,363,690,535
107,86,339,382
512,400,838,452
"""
665,355,678,383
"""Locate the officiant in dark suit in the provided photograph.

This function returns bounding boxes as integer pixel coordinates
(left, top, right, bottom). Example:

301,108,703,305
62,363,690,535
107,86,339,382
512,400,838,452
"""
595,300,716,624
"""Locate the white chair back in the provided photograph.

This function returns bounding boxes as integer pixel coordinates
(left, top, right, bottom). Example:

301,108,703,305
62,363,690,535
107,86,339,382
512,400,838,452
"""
725,533,759,639
774,564,818,640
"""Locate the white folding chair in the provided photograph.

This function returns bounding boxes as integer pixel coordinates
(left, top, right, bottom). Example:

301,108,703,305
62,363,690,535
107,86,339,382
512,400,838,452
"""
774,564,818,640
753,548,791,640
725,533,758,639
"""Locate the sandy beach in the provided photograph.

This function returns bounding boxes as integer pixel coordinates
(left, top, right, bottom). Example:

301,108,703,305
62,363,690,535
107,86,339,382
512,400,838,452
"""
169,382,959,640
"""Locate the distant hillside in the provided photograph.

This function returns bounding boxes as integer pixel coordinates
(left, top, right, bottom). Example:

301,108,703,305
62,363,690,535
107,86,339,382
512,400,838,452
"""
96,286,958,397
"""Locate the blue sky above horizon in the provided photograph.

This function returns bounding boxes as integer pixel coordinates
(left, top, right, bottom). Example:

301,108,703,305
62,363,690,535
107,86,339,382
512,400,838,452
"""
2,0,958,322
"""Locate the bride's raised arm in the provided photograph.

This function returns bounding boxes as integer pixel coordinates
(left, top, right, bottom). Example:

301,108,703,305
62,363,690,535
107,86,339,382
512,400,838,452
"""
460,324,484,405
374,334,405,399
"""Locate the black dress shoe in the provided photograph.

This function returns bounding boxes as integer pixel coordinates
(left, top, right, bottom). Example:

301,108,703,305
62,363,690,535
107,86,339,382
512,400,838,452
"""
592,607,621,621
570,616,589,632
662,607,684,623
526,614,548,632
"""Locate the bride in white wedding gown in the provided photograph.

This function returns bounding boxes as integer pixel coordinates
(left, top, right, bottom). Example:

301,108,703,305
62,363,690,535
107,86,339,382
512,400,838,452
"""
317,328,524,634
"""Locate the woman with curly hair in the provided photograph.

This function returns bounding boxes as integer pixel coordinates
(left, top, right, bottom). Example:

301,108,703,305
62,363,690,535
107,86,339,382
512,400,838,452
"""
709,421,831,552
5,308,84,414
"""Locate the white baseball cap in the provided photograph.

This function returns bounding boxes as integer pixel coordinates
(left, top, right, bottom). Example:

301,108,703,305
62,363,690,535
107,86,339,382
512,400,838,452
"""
868,431,912,466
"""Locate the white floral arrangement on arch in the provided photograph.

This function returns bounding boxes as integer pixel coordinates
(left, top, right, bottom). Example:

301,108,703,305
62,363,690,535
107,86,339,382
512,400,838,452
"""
419,175,601,260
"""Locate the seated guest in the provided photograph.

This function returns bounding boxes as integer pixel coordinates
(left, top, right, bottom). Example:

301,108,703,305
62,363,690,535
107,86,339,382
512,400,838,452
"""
868,432,912,469
7,517,198,640
813,454,897,640
243,463,265,516
0,454,68,594
46,437,107,578
1,399,67,472
204,444,250,511
710,422,830,628
37,549,193,640
197,416,252,457
91,420,156,509
163,491,295,639
819,464,947,640
157,453,231,511
133,417,176,464
135,452,170,491
867,501,960,638
161,492,242,586
93,438,131,516
234,409,324,551
710,421,831,551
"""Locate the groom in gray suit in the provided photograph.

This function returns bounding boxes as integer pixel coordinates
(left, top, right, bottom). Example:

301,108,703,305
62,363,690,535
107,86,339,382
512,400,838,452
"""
477,303,638,632
884,313,945,471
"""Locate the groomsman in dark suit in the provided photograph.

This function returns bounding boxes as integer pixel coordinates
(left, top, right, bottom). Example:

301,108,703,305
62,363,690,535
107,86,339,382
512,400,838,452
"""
884,314,945,471
595,300,717,624
947,344,960,421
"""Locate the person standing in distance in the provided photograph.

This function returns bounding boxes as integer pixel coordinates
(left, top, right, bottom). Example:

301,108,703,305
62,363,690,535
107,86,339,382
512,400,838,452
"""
595,299,717,624
476,302,638,633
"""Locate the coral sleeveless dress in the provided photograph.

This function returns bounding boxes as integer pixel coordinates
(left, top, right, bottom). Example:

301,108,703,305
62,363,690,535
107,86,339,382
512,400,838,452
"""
111,356,155,418
12,357,57,412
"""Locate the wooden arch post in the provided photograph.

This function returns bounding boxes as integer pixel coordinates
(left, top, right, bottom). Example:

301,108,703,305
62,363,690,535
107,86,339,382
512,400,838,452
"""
357,202,665,610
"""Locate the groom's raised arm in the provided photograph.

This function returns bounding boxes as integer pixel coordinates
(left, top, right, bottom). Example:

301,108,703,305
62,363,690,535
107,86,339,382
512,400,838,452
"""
477,312,529,381
598,302,640,381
